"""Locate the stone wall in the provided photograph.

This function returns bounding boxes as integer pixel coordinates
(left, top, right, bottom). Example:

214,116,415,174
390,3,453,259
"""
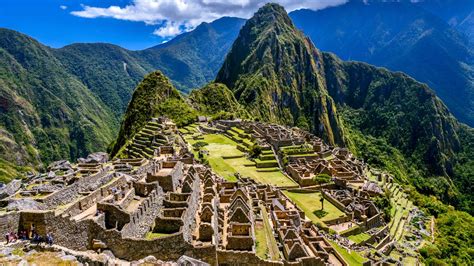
40,170,114,209
321,190,346,211
62,175,129,217
122,186,163,238
97,202,130,230
181,173,200,242
0,211,20,236
18,210,52,236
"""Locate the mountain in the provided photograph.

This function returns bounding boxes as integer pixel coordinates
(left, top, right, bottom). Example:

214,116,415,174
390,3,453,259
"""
217,3,473,215
53,43,150,116
137,17,246,93
0,28,117,182
52,17,245,117
413,0,474,42
111,71,196,157
215,4,345,146
0,17,245,182
289,1,474,127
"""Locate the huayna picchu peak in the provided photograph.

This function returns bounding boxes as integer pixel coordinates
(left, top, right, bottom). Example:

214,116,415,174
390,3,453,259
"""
0,2,472,266
216,3,346,147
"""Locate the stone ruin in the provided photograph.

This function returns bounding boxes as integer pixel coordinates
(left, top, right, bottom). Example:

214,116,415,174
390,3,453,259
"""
0,117,396,265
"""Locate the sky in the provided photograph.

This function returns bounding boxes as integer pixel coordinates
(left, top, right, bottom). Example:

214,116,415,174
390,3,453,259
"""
0,0,346,50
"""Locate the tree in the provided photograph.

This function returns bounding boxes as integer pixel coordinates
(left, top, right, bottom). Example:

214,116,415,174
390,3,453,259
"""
249,144,263,158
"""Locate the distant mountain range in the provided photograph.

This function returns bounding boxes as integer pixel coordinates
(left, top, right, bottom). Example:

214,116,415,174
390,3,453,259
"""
290,0,474,127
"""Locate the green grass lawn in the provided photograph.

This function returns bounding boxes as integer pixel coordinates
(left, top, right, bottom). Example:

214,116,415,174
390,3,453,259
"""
283,191,345,223
329,240,367,266
146,232,170,239
348,233,371,244
186,134,296,186
255,224,269,259
260,204,280,260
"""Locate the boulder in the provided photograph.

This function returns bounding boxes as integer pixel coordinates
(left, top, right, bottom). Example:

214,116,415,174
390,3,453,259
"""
0,180,22,199
6,199,46,211
78,152,109,164
48,160,73,172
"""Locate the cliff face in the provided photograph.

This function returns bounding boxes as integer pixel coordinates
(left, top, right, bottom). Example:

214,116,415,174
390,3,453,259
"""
215,4,345,146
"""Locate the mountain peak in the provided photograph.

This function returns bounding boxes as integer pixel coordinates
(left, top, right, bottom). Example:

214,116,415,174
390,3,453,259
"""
215,3,345,146
253,3,289,20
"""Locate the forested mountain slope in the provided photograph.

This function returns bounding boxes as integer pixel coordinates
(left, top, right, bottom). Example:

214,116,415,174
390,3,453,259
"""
0,28,117,182
290,1,474,126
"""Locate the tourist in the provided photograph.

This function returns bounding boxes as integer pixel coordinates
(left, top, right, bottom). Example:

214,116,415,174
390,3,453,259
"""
5,233,9,244
46,233,53,245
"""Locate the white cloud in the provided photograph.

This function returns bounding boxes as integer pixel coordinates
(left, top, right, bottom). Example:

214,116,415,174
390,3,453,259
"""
153,21,188,38
60,5,68,10
71,0,347,38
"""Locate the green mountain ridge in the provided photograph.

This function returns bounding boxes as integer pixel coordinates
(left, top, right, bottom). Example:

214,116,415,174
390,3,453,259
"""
0,28,117,182
111,71,196,157
0,18,245,181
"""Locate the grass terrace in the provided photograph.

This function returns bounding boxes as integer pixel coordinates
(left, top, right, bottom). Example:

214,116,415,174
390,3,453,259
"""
179,123,199,134
145,232,171,239
283,191,345,224
348,232,371,244
186,134,296,186
328,240,367,266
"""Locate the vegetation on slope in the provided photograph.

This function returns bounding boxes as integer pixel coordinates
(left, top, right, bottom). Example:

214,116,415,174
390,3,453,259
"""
322,52,474,214
54,43,149,116
290,1,474,126
0,28,117,182
111,71,196,156
188,82,250,120
215,3,345,146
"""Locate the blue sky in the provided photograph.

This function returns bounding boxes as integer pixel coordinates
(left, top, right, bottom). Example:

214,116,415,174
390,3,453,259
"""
0,0,164,50
0,0,346,50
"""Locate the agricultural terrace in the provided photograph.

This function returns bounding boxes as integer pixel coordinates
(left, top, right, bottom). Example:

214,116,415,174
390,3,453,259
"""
184,133,297,187
328,240,367,266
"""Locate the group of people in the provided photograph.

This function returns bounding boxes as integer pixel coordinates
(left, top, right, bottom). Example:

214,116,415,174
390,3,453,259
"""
4,226,53,246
